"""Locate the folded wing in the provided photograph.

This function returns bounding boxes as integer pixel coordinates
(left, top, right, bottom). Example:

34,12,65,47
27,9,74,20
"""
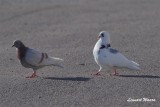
104,48,140,70
25,48,63,67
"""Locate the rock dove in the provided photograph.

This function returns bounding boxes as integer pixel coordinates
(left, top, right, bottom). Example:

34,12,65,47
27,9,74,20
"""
12,40,64,78
93,31,140,76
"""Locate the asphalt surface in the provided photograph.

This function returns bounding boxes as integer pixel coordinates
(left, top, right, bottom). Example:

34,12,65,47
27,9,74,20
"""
0,0,160,107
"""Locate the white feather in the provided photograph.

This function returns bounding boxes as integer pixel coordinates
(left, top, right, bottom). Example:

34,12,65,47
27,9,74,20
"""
96,48,140,70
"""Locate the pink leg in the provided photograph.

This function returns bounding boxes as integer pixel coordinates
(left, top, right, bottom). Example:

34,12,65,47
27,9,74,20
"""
26,71,38,78
93,72,101,76
110,69,119,76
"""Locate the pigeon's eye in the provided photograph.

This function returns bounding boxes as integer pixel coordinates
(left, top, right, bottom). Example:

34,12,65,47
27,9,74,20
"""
101,33,104,37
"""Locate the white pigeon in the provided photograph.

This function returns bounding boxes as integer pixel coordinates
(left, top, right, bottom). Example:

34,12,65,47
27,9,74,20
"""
12,40,64,78
93,31,140,76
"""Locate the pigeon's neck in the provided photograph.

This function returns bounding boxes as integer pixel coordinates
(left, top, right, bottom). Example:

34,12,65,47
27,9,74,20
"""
97,39,111,49
100,44,111,49
17,46,28,60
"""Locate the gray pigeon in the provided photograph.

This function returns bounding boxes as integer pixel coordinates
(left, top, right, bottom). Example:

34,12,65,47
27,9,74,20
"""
12,40,64,78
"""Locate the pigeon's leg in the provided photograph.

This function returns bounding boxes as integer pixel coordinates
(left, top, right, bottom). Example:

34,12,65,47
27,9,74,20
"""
26,71,38,78
93,67,102,76
93,71,101,76
110,69,119,76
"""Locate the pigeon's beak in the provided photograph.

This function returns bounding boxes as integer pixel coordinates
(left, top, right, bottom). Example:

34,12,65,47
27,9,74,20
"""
97,35,100,39
12,44,15,47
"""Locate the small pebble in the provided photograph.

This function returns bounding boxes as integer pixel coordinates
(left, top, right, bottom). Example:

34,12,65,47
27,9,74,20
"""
9,58,13,60
79,63,85,66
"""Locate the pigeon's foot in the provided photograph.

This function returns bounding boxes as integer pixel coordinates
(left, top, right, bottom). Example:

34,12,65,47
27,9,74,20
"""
26,71,38,78
110,72,119,76
92,72,101,76
26,75,38,78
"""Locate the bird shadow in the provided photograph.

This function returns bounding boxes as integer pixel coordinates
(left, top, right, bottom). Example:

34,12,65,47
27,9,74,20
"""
44,77,91,81
116,74,160,79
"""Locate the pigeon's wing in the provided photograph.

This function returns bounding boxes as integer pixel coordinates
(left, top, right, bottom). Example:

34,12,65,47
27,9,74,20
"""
105,49,130,67
103,48,140,70
25,48,43,66
25,48,64,67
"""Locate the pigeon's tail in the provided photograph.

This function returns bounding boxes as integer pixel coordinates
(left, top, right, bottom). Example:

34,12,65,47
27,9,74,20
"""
43,56,64,68
127,61,140,70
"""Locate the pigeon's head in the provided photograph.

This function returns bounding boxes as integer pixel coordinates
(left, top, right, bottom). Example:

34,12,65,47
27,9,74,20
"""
12,40,25,48
98,31,111,44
